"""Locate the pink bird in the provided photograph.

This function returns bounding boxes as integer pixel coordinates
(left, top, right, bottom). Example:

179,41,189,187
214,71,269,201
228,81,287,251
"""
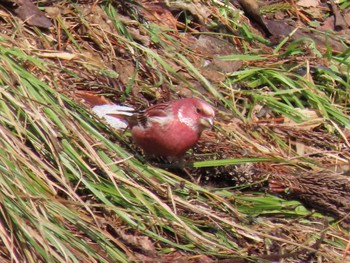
128,98,215,157
92,97,215,157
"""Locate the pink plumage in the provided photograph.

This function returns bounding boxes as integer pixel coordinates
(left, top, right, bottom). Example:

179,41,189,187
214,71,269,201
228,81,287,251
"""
91,97,215,157
129,98,215,157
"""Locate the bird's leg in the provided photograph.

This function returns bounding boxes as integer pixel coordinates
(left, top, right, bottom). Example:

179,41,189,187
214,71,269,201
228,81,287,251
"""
182,167,199,184
167,158,199,183
148,156,184,169
144,157,198,182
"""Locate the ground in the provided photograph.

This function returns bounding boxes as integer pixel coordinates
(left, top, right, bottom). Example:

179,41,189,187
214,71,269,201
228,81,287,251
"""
0,0,349,262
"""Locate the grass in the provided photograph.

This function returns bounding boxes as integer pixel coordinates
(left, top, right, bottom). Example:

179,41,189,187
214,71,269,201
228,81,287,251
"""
0,0,348,262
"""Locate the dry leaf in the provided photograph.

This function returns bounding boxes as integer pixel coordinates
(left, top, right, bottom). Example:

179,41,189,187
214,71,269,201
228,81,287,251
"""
283,108,323,130
15,0,53,28
75,91,112,106
112,228,156,256
35,52,77,60
297,0,320,8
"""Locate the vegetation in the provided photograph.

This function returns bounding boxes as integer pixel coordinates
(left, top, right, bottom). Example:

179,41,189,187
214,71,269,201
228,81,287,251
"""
0,0,349,262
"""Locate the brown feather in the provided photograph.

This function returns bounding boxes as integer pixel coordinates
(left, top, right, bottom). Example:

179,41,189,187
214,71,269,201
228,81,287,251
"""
143,103,169,117
128,102,170,128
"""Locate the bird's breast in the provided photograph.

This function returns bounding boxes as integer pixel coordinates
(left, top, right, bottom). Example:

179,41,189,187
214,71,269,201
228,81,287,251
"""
131,120,200,157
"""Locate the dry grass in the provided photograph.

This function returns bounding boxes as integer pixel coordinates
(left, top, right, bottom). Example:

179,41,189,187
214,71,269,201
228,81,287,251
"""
0,0,348,262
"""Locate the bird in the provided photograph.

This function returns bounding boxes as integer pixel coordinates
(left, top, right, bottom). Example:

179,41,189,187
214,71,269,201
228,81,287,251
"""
128,98,215,157
92,97,215,157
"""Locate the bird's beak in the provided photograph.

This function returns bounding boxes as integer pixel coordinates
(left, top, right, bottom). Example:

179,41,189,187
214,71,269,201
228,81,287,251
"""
200,117,214,129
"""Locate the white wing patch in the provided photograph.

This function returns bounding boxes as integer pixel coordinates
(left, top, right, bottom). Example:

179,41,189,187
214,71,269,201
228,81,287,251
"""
92,104,134,129
92,104,134,117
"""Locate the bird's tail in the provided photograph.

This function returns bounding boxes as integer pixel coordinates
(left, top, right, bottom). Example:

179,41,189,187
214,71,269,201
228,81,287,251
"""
75,91,135,129
92,104,135,129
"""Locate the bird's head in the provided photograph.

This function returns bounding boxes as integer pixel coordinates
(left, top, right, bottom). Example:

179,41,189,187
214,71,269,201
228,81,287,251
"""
176,98,215,132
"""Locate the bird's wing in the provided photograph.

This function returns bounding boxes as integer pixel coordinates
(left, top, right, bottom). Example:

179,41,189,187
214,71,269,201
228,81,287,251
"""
129,103,170,128
143,103,169,117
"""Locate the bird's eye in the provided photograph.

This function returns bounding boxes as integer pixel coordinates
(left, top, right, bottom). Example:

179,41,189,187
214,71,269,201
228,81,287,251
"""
196,107,202,114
